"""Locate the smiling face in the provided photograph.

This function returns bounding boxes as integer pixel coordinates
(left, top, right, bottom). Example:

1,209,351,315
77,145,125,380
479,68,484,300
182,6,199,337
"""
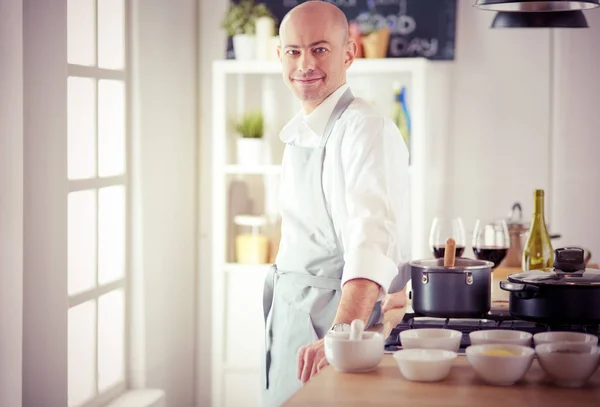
277,2,356,113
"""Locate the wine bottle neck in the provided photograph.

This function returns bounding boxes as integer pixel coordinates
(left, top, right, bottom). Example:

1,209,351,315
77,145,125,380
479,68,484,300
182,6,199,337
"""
533,196,545,218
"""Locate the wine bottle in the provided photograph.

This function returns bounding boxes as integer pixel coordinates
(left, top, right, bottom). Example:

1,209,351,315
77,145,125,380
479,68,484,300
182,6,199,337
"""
522,189,554,271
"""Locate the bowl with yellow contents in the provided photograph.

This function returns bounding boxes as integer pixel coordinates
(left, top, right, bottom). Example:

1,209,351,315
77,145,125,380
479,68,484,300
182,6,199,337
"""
466,344,535,386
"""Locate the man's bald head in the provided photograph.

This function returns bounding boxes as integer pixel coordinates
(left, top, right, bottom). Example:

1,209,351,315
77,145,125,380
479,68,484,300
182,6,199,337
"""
280,1,349,45
276,1,356,113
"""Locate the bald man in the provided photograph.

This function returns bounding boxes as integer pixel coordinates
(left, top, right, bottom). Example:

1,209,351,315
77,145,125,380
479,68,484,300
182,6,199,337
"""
261,2,411,405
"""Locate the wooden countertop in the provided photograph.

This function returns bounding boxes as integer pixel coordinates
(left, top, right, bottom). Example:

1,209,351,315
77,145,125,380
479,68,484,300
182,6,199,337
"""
284,355,600,407
283,267,600,406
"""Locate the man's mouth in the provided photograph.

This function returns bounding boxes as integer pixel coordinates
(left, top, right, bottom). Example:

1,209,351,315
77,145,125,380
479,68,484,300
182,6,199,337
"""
292,77,323,84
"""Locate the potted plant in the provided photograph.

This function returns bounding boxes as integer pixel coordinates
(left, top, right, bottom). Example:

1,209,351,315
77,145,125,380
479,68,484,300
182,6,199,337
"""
355,9,390,58
233,111,265,166
221,0,276,61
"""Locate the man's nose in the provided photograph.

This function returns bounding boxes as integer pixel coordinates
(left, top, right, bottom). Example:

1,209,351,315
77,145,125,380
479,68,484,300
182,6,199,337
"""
298,52,316,73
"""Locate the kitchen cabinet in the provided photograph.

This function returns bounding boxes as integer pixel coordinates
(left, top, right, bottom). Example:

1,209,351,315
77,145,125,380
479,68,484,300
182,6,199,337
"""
210,58,453,407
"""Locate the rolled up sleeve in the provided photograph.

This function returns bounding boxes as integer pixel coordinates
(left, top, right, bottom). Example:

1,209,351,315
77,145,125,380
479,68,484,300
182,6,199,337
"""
339,115,410,298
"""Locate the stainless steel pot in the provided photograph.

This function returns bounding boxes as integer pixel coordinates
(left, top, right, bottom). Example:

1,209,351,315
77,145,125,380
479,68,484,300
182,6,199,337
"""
409,258,495,319
500,247,600,324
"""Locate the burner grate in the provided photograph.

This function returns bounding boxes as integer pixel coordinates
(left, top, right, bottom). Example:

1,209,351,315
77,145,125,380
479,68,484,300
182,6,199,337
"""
384,311,600,354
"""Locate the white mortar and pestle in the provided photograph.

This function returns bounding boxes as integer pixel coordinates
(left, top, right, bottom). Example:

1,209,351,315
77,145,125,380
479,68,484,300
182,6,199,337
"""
324,319,384,373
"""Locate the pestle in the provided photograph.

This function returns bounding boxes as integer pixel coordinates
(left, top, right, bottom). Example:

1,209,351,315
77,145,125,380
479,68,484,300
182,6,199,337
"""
349,319,365,341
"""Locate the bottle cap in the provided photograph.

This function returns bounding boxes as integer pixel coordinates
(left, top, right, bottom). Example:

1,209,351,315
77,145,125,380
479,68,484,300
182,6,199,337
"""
534,189,544,197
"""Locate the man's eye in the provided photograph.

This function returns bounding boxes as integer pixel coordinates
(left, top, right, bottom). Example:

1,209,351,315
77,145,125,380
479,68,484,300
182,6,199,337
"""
286,49,299,55
314,47,327,53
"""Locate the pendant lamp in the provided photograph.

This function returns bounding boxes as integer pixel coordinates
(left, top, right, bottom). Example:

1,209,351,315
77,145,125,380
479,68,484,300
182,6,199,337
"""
474,0,600,11
474,0,600,28
491,10,589,26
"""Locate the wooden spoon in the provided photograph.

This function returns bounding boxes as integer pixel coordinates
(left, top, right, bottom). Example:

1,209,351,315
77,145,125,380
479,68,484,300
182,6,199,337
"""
444,237,456,267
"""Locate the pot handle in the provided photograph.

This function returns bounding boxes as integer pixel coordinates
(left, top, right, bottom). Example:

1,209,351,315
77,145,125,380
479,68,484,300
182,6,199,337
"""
499,280,540,299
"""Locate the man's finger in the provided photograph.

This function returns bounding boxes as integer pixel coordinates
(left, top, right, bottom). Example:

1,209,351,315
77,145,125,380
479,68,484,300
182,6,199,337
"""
301,348,314,384
310,355,320,379
297,347,305,381
317,356,329,372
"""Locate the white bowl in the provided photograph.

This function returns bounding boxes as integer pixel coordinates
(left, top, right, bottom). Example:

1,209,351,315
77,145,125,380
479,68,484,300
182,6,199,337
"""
466,344,535,386
469,329,532,347
399,328,462,352
536,342,600,388
324,331,384,373
533,331,599,347
393,349,457,382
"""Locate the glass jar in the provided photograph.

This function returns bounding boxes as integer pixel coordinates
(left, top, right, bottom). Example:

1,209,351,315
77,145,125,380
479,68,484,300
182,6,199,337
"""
234,215,270,265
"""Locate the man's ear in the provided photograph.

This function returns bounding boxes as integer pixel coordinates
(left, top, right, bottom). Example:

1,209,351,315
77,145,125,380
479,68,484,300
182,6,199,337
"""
277,45,281,60
345,39,357,67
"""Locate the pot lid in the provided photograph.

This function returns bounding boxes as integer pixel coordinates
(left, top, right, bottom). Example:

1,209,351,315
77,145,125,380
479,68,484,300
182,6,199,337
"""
508,247,600,286
410,257,494,272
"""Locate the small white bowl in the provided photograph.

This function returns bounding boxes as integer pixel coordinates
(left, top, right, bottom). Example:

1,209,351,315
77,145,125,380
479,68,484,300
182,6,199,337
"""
536,342,600,388
393,349,457,382
533,332,599,347
466,344,535,386
324,331,384,373
469,329,532,347
400,328,462,352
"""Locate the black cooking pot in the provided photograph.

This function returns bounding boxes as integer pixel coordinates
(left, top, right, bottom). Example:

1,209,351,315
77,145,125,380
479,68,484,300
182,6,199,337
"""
409,258,494,319
500,247,600,325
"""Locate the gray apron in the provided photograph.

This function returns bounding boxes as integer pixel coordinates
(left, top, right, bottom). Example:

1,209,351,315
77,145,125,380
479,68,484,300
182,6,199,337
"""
261,88,381,407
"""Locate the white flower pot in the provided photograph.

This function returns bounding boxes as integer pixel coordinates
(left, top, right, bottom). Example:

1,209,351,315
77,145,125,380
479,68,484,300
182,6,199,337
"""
236,138,265,166
233,34,257,61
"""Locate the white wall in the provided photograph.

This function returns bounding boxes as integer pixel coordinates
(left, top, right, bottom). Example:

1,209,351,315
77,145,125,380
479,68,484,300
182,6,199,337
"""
450,1,600,261
450,1,552,250
22,0,69,406
132,1,198,406
0,1,23,407
197,0,229,406
552,10,600,263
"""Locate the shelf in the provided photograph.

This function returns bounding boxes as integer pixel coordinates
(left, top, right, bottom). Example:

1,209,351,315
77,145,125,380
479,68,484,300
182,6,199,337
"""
224,263,272,273
214,57,433,75
225,164,281,175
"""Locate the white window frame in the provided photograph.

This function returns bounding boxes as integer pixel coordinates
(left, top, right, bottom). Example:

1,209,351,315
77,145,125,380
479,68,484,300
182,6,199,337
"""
66,1,132,406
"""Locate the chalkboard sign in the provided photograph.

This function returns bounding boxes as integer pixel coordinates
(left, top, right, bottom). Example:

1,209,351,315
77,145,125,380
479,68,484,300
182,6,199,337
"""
225,0,457,60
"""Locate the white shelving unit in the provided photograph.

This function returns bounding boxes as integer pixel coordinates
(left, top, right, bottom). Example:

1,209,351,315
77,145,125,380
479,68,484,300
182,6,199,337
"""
210,58,453,407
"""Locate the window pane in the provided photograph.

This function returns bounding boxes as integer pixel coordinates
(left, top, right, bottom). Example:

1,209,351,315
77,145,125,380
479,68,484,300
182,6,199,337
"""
68,0,96,66
98,186,125,284
98,289,125,392
68,77,96,180
68,300,96,407
98,0,125,70
98,80,125,177
68,190,97,295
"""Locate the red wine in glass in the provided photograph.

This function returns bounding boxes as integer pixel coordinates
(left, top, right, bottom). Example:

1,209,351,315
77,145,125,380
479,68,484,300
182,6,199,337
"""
473,246,508,268
432,245,465,259
429,217,466,259
472,219,510,269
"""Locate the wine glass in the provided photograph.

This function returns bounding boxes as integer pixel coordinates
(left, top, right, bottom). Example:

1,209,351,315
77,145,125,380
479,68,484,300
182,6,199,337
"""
472,219,510,269
429,217,466,259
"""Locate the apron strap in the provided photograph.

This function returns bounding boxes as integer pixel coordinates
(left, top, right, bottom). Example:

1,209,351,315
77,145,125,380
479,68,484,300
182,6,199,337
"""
318,88,355,148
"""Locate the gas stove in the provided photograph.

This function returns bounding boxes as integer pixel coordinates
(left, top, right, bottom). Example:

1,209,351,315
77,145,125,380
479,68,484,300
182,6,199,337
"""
384,306,600,354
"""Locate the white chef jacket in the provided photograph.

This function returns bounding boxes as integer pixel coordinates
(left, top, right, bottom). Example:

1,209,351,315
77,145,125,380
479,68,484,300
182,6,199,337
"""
278,83,412,298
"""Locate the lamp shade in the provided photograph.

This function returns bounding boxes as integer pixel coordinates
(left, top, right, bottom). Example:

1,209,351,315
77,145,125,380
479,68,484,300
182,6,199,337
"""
491,9,590,27
474,0,600,11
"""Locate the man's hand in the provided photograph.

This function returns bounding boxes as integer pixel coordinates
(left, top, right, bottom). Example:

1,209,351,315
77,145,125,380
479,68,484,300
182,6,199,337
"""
382,289,407,313
297,338,329,384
